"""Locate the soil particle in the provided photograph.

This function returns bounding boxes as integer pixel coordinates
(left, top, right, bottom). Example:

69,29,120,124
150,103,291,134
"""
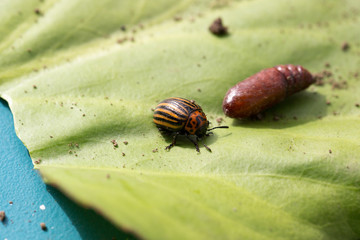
40,222,47,231
34,9,42,15
216,117,224,124
111,140,118,148
34,159,42,164
322,70,333,77
152,148,158,153
331,80,348,90
0,211,5,222
341,42,350,51
273,116,280,121
174,16,182,21
123,141,128,145
209,18,228,36
117,37,127,44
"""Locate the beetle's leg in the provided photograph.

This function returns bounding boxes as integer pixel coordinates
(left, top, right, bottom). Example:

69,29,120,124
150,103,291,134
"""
186,135,200,152
158,127,171,136
198,136,212,152
203,143,212,152
165,133,178,151
205,132,214,137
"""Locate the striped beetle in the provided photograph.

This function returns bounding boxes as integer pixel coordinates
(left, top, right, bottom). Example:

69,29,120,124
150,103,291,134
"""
153,97,228,152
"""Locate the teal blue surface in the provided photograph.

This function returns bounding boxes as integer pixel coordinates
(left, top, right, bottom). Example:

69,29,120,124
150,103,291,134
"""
0,99,135,240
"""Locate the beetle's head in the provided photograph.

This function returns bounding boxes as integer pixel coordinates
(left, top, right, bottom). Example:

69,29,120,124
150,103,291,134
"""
184,110,209,138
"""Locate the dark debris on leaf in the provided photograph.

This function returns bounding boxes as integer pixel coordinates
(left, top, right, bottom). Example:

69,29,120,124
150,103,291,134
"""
209,18,228,36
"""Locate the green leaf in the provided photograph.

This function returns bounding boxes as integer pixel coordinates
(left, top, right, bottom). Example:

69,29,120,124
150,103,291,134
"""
1,0,360,239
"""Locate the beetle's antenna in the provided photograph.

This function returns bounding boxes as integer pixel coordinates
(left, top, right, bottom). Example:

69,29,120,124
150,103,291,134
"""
207,126,229,131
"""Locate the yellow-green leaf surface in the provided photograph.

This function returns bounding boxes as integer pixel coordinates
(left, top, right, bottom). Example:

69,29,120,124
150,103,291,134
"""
1,0,360,239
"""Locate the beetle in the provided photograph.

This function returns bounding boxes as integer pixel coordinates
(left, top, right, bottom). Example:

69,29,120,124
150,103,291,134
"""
153,97,228,152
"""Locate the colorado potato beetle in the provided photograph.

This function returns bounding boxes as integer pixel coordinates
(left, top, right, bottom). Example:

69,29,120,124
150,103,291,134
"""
223,64,315,118
153,97,228,152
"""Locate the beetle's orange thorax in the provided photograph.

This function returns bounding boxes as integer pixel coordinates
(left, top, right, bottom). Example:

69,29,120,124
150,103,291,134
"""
184,110,209,135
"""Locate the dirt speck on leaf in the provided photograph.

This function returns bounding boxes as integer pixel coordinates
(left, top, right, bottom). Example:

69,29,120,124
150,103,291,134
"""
117,37,127,44
34,8,42,15
34,159,42,164
216,117,224,124
341,42,350,51
273,116,280,121
111,140,118,148
174,16,182,21
209,18,228,36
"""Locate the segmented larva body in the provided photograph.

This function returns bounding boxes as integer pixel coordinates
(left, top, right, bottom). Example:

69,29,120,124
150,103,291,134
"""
223,64,314,118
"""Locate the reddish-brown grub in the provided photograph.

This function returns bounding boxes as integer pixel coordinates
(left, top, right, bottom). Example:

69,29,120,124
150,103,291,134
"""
223,64,314,118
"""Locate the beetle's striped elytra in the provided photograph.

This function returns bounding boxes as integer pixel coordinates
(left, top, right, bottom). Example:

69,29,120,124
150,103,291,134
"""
153,97,228,152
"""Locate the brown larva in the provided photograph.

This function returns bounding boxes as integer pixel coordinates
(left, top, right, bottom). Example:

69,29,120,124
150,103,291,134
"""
222,64,315,118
